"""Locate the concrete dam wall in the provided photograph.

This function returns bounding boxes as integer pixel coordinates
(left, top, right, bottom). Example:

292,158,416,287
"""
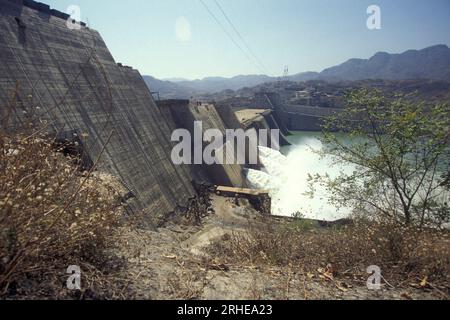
0,0,197,223
254,92,340,132
156,100,248,188
279,105,340,132
0,0,293,223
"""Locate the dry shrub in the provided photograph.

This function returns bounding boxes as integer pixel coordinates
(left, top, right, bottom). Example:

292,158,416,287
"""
0,131,124,297
209,220,450,286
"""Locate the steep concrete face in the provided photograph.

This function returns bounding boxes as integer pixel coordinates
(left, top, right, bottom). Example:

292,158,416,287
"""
0,0,195,223
156,100,248,188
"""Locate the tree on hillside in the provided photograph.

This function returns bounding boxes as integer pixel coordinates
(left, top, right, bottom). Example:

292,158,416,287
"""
311,89,449,227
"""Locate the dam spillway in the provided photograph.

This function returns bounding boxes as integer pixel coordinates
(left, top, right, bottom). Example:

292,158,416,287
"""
156,99,248,188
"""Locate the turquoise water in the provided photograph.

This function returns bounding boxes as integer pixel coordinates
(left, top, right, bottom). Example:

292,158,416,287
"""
275,131,448,223
281,131,325,155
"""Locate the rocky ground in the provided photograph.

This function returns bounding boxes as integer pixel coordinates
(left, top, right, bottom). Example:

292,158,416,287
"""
112,194,447,300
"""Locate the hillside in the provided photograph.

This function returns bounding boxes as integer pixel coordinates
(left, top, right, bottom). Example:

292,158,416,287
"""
143,75,195,99
145,45,450,97
320,44,450,81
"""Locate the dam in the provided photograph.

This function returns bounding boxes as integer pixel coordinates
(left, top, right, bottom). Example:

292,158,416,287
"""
0,0,197,225
0,0,289,223
252,91,341,132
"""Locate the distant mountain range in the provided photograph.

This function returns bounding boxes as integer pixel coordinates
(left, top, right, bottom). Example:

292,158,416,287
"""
144,44,450,98
143,76,195,99
143,74,273,99
320,44,450,81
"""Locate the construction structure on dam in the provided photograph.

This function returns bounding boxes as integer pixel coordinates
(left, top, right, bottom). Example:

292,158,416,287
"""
0,0,287,223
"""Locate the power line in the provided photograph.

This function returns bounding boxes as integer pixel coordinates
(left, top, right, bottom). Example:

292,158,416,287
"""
198,0,266,74
213,0,268,74
199,0,261,72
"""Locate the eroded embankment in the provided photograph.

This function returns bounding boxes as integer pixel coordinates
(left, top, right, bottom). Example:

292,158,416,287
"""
113,193,449,300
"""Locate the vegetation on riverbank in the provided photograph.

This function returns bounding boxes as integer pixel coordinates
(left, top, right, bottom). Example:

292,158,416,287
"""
313,89,449,227
207,90,449,298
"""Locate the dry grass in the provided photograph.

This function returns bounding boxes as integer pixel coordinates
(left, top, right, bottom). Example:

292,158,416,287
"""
208,219,450,289
0,131,126,298
167,266,209,300
0,43,140,299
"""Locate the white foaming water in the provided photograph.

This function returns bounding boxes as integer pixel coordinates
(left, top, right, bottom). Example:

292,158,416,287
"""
246,132,353,220
258,146,287,183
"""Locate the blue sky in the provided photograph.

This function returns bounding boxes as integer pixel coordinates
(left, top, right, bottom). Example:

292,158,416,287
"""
45,0,450,80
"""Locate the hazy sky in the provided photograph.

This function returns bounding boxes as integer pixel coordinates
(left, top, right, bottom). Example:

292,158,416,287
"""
45,0,450,80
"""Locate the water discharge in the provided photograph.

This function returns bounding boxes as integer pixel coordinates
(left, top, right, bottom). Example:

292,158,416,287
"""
246,132,353,221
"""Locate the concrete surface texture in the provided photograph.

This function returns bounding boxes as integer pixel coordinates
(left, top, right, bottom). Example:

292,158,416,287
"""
0,0,195,222
0,0,293,223
156,99,248,188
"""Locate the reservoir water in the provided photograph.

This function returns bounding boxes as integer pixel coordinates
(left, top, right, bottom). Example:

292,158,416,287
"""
246,131,354,221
